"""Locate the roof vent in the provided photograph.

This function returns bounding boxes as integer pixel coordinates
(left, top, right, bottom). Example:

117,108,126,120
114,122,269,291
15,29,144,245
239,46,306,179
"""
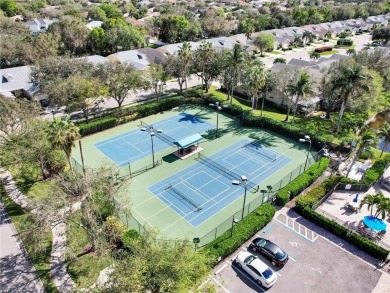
3,73,13,82
137,54,143,60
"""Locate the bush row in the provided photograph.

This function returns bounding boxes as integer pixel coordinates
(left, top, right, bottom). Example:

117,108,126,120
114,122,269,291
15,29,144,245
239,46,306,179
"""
362,154,390,185
204,203,276,265
78,116,117,136
314,46,333,52
337,38,353,46
275,157,330,206
295,178,389,259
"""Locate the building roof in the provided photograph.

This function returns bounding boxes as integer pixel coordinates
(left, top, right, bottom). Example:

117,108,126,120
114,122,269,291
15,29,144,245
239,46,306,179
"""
0,66,33,92
78,55,108,65
174,133,203,149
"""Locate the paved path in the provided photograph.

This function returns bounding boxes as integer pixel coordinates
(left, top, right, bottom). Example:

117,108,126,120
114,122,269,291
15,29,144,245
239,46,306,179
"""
0,168,76,292
0,202,45,293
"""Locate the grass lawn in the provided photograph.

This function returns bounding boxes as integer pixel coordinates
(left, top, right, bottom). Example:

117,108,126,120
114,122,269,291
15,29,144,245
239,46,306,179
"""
334,44,356,49
271,50,282,55
320,49,340,56
1,189,57,293
66,211,112,289
207,86,288,121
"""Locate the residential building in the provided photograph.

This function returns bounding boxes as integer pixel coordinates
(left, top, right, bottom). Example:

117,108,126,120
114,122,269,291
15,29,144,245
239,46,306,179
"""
25,18,56,35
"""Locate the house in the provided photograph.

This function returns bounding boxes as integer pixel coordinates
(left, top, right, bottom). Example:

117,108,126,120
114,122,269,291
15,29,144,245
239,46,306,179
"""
301,24,329,39
365,15,388,27
77,55,108,65
157,42,201,56
0,66,44,100
25,18,56,35
206,37,240,51
86,21,103,30
260,29,295,49
106,48,165,70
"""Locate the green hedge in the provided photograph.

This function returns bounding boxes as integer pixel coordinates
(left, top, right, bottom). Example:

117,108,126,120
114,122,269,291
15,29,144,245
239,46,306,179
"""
362,154,390,185
204,203,275,264
78,116,117,136
295,178,389,259
298,206,388,259
275,157,330,206
337,38,353,46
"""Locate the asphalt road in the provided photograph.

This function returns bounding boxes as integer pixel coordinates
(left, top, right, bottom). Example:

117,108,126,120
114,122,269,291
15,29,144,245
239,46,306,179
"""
210,210,383,293
0,203,44,293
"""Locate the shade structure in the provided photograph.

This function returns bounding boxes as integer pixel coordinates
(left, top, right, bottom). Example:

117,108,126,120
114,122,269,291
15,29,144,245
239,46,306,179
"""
173,133,203,149
363,216,387,231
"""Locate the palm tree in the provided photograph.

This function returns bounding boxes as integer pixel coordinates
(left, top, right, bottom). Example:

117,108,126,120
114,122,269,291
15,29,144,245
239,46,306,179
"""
346,130,378,177
196,41,214,93
259,72,274,117
373,192,390,219
177,41,192,98
242,18,255,46
226,44,247,104
287,72,315,125
346,48,356,56
360,194,378,216
309,51,321,60
302,31,313,46
378,122,390,158
324,32,332,40
49,116,80,170
331,61,370,133
241,60,267,114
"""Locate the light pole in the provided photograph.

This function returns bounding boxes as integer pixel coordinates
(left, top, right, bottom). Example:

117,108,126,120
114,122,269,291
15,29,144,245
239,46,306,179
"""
230,218,239,237
141,127,162,167
232,175,248,220
209,102,222,138
299,135,312,171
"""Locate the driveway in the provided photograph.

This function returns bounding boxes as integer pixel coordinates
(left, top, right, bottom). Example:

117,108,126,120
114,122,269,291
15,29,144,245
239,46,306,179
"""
209,208,385,293
0,203,44,293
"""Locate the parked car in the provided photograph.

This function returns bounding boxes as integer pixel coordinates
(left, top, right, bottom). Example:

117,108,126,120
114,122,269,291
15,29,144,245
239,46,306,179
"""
250,237,289,266
235,251,277,288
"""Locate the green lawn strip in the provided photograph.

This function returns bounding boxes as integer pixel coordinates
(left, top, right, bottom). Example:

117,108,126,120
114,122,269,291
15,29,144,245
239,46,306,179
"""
334,44,356,49
66,211,112,288
1,190,57,293
271,50,282,55
207,86,288,121
320,49,340,55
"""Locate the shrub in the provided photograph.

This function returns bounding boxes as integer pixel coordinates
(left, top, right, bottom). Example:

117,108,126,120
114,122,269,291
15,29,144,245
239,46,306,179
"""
204,203,275,264
275,157,330,206
362,154,390,185
314,46,333,52
78,116,117,136
103,216,127,245
337,38,353,46
121,229,140,249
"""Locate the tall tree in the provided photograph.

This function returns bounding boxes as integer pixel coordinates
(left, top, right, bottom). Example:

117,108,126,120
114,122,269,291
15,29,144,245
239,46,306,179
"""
165,55,186,93
346,130,378,178
309,51,321,60
253,32,275,57
240,18,255,45
48,116,80,170
378,122,390,158
259,72,274,117
287,72,315,125
360,194,378,216
96,62,148,107
147,63,167,101
331,60,370,133
241,60,267,114
177,41,193,98
224,44,247,103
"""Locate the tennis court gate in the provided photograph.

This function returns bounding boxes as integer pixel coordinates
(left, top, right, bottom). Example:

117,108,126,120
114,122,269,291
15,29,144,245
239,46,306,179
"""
112,151,323,247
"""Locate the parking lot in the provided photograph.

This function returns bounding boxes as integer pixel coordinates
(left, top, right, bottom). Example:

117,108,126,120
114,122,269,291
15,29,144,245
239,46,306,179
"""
210,213,382,293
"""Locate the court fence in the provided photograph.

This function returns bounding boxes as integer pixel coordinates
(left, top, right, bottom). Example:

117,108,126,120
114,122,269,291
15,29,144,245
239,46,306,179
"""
110,149,324,247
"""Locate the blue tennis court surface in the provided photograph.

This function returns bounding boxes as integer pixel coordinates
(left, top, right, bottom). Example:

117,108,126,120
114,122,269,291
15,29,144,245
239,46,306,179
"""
148,139,292,227
94,113,214,166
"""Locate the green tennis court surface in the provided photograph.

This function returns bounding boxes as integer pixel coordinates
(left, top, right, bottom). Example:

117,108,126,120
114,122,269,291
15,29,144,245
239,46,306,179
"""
71,105,314,243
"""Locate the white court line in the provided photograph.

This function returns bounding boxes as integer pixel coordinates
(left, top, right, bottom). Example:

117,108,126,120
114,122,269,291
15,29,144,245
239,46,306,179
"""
215,263,228,275
209,275,231,293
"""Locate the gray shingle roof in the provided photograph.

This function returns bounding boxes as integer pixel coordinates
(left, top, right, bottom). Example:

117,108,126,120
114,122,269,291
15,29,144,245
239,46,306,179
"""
0,66,33,92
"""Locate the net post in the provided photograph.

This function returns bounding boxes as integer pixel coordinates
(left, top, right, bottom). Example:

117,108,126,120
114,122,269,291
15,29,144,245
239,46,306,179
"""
128,163,131,177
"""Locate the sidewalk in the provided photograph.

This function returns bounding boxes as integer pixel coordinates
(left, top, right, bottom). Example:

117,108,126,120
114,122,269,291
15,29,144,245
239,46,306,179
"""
0,202,45,293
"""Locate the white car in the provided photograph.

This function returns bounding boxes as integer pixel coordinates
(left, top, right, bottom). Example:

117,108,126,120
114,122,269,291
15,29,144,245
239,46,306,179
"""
235,251,277,288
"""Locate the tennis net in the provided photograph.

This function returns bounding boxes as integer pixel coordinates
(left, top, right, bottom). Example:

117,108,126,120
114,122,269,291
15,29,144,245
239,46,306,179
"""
242,142,277,161
140,121,176,147
197,153,258,192
165,183,202,212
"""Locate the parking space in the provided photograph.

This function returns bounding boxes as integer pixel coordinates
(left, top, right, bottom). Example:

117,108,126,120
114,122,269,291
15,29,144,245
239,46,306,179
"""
210,214,382,293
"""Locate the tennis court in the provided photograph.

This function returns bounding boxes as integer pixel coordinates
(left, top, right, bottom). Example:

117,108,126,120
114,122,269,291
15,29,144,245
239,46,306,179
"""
94,113,214,166
148,139,292,227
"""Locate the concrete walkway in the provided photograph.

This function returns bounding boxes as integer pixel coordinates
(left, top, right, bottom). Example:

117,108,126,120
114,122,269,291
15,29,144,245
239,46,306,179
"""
0,168,76,292
0,202,45,293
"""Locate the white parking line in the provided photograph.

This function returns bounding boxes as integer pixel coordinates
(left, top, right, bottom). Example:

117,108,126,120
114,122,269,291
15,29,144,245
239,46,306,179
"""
215,263,228,275
289,256,297,262
275,271,282,277
210,275,231,293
